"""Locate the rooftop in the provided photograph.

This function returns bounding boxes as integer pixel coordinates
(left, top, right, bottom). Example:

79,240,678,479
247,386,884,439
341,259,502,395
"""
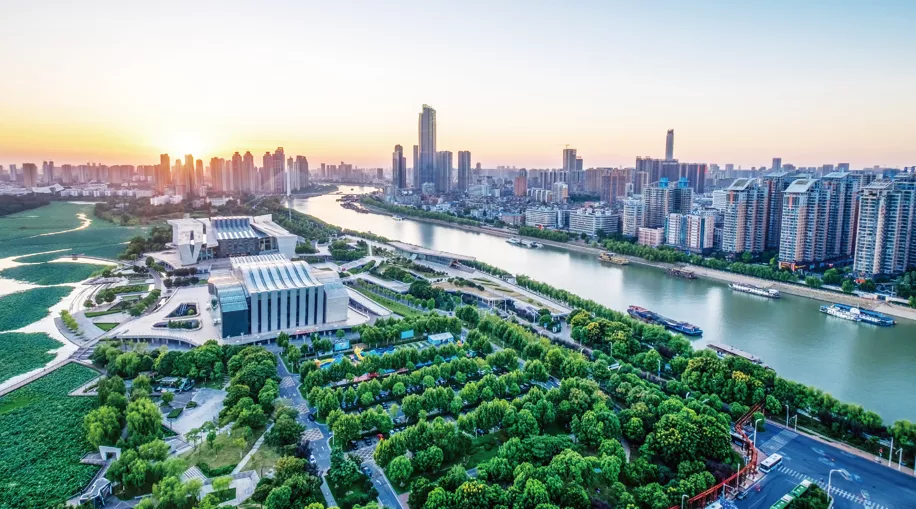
726,178,756,191
388,241,476,262
785,179,818,193
230,254,320,294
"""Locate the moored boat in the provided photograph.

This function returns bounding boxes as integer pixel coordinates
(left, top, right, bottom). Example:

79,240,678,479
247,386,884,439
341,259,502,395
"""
599,252,629,265
820,303,895,326
729,282,780,299
627,305,703,336
666,267,696,279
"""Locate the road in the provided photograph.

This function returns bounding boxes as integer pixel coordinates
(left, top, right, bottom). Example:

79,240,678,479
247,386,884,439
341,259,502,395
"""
735,422,916,509
276,354,403,509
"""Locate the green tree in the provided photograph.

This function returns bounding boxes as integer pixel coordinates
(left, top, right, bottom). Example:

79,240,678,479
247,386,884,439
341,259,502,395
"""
161,391,175,407
84,405,122,448
387,455,414,486
331,413,362,446
267,415,305,449
841,279,855,293
126,397,162,444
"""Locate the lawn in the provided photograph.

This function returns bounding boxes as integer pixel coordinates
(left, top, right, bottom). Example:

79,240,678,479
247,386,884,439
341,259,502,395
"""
95,322,118,331
353,285,425,317
85,308,123,318
0,286,73,332
246,443,282,475
0,363,100,509
0,332,62,384
180,429,262,472
0,262,111,285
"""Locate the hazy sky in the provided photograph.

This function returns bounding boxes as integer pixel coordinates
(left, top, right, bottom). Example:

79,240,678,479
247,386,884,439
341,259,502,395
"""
1,0,914,170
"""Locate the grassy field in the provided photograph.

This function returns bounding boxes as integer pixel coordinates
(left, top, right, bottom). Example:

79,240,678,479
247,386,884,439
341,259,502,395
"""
246,442,282,475
94,322,118,331
180,429,261,471
0,363,100,509
0,286,73,332
353,285,425,317
0,332,62,384
0,262,110,285
0,201,148,260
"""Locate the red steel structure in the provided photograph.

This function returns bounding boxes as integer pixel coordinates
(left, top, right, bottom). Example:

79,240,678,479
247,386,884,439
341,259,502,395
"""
669,401,765,509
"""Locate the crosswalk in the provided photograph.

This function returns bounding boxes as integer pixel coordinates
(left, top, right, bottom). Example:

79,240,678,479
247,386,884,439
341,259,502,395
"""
280,377,297,388
759,429,798,454
296,403,310,415
772,465,888,509
302,428,324,442
351,444,377,461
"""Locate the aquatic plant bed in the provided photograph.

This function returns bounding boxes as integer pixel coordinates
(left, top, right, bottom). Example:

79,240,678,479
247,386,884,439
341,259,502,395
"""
0,286,73,332
0,262,111,285
0,332,61,384
0,363,100,509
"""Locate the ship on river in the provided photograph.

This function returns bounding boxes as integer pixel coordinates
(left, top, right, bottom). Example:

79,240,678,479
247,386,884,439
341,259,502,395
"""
729,282,780,299
627,305,703,336
598,252,629,265
820,303,896,326
666,267,696,279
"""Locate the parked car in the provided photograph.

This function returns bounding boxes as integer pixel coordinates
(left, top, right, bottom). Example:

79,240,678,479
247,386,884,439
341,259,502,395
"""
307,414,316,422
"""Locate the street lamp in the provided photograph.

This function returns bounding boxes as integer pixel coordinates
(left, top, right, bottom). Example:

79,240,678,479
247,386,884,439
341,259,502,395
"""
753,418,763,449
681,494,688,509
827,468,850,505
785,403,790,427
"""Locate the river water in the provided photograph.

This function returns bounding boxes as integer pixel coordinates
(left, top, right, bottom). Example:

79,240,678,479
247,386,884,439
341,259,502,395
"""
293,187,916,423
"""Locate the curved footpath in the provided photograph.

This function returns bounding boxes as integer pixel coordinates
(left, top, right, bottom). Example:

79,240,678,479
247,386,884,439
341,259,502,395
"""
360,204,916,323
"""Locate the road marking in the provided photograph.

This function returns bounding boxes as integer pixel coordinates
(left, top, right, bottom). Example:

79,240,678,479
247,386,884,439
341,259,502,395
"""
281,377,297,388
302,428,324,441
772,466,887,508
759,430,798,454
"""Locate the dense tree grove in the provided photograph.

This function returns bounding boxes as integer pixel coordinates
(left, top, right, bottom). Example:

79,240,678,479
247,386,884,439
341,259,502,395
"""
362,197,482,227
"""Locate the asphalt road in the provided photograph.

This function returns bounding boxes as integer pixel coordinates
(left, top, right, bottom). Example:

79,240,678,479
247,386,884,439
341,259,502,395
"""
276,354,403,509
735,422,916,509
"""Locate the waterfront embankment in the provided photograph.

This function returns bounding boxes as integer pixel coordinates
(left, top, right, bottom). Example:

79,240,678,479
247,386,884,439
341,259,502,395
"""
360,202,916,323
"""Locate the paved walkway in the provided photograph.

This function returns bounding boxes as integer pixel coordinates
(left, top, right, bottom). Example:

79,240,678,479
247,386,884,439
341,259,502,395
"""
233,423,274,474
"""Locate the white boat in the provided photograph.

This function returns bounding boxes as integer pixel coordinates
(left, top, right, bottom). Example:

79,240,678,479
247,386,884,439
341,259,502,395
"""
392,216,404,221
820,304,861,322
520,240,542,248
506,237,522,245
729,283,780,299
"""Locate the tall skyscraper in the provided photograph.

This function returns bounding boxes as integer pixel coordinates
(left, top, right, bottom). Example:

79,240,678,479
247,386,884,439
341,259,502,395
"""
772,158,782,172
644,178,692,228
822,171,873,260
576,157,583,172
562,148,577,173
853,175,916,276
22,163,38,188
418,105,437,187
722,178,769,255
761,171,798,250
412,145,420,189
600,169,630,205
665,129,674,160
243,151,256,192
210,157,223,192
514,175,528,197
778,179,829,270
158,154,170,193
182,154,194,197
287,157,297,191
435,151,452,193
457,151,471,192
295,155,309,191
392,145,407,190
195,159,204,191
678,163,707,194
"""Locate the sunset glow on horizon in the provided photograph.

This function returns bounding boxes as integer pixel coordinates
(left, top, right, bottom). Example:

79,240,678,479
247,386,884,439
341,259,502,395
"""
2,0,914,169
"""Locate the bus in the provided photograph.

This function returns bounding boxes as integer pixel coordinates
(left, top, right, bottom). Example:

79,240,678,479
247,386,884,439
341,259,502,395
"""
759,453,783,472
790,479,812,498
770,494,794,509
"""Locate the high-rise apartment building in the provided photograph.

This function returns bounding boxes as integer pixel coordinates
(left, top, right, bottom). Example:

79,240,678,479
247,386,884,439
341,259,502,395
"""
158,154,170,193
562,148,577,173
195,159,204,191
822,172,873,260
600,169,629,205
678,163,707,194
643,178,693,228
231,152,243,193
22,163,38,188
853,175,916,276
772,158,782,172
761,171,798,250
183,154,195,196
210,157,224,192
412,145,419,188
622,197,646,237
552,182,568,203
392,145,407,190
457,151,471,192
244,151,256,192
434,151,452,193
513,175,528,197
722,178,768,255
418,105,437,187
295,156,309,191
778,179,829,270
665,129,674,160
666,213,715,254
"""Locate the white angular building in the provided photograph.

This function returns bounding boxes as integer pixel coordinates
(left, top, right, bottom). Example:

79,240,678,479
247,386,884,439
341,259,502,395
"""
166,215,297,266
209,254,349,338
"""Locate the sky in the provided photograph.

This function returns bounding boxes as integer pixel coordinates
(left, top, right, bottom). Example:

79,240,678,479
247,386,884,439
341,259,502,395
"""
1,0,915,170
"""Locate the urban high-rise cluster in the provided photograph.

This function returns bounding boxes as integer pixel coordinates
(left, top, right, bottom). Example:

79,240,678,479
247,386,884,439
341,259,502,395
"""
391,104,472,194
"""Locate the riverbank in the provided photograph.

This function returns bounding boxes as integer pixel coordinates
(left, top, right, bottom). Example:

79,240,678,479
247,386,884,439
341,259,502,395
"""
360,203,916,323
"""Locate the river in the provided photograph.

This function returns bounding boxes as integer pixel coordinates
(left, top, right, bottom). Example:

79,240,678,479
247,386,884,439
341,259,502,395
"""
293,186,916,423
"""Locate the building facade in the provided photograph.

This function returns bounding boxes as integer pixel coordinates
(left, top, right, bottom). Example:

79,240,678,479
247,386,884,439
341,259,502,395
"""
392,145,407,189
569,209,619,237
853,176,916,276
457,151,471,192
524,208,559,228
418,105,437,187
722,178,768,255
778,179,828,269
666,213,715,254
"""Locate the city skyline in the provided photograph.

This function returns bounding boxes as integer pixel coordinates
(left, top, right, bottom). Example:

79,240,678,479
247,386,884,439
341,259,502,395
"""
2,1,915,168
